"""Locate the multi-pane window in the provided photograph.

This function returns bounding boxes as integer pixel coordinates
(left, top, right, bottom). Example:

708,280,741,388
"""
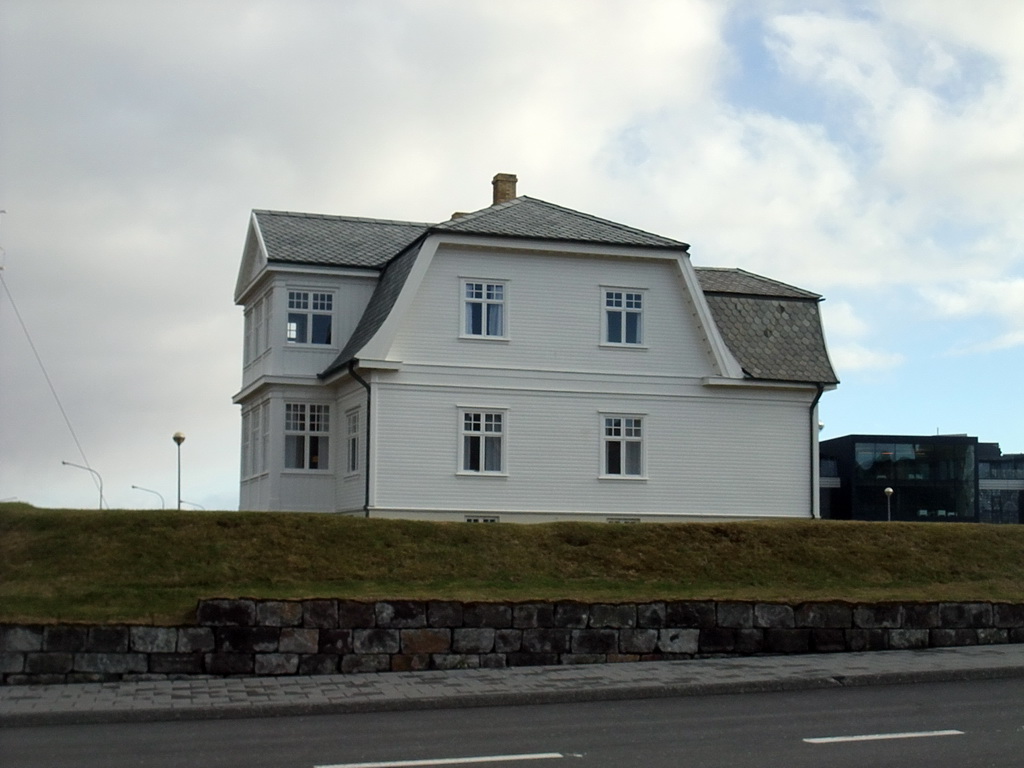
243,295,269,364
346,408,360,474
604,289,643,345
463,281,505,338
461,411,504,473
603,416,643,476
285,403,330,470
287,291,333,345
241,402,270,477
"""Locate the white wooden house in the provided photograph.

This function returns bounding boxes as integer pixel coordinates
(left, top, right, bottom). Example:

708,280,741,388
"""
233,174,838,521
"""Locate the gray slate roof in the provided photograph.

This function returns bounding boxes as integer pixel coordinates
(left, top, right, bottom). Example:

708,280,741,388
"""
694,268,838,385
251,202,835,386
253,210,429,268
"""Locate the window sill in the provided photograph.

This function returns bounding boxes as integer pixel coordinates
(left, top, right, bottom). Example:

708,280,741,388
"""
456,471,508,478
458,335,510,343
598,343,648,351
598,474,648,482
282,469,335,475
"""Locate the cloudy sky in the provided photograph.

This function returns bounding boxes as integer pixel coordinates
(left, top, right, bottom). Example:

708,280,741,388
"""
1,0,1021,510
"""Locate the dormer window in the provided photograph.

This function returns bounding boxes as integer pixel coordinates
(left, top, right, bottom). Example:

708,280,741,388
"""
287,291,333,345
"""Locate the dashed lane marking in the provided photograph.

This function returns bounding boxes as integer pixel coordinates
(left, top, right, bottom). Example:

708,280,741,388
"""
804,730,965,744
316,752,570,768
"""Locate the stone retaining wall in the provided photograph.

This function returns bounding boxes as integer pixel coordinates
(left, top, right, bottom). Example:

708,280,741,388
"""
4,599,1024,685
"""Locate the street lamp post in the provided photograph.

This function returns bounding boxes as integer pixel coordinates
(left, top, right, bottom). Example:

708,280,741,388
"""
884,486,894,522
61,461,104,509
173,432,185,511
131,485,165,509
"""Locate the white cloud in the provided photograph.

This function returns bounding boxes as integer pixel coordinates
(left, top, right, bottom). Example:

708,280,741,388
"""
828,343,905,373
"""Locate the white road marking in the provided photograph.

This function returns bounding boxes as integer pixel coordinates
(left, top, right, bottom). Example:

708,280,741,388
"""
804,729,965,744
316,753,568,768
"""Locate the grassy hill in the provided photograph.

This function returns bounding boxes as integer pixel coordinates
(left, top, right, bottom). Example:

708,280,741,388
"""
2,502,1023,624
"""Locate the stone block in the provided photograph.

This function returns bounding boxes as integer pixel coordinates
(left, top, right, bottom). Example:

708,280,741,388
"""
795,602,851,629
853,603,903,629
43,625,88,652
401,628,451,654
1009,628,1024,643
572,629,618,655
658,628,699,654
338,601,376,628
25,652,73,675
463,602,512,628
930,629,978,647
256,600,304,627
810,629,846,652
85,626,129,653
889,629,929,650
495,629,523,653
453,627,495,654
196,599,256,627
177,627,215,653
637,603,667,628
846,629,888,652
620,629,658,654
432,654,481,670
506,652,559,667
717,602,753,629
130,626,177,653
299,654,339,675
699,627,736,653
480,653,507,668
352,628,400,654
754,604,794,629
666,601,716,628
279,628,319,654
255,653,299,675
939,602,992,629
902,603,940,629
590,604,636,629
391,654,430,672
977,628,1009,645
562,654,604,665
514,603,555,628
376,600,427,629
149,653,203,675
204,653,255,675
319,629,354,654
303,600,338,629
1,626,43,652
607,654,641,664
994,603,1024,628
764,629,810,654
1,652,25,673
522,628,571,654
427,601,463,628
553,602,589,628
341,654,390,673
74,653,148,674
216,627,279,653
735,629,764,655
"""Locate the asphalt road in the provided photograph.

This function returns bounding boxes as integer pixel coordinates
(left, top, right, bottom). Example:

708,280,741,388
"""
3,677,1022,768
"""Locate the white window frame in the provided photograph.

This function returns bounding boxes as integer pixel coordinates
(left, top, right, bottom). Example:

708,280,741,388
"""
465,516,500,523
601,287,646,347
600,413,646,479
460,279,508,340
240,401,269,478
458,407,507,476
345,407,361,475
287,290,334,346
284,402,331,471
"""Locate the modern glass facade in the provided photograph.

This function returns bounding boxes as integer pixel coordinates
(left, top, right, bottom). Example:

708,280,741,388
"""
820,435,980,522
978,445,1024,524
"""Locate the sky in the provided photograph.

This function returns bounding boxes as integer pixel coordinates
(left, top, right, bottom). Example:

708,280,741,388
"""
1,0,1022,511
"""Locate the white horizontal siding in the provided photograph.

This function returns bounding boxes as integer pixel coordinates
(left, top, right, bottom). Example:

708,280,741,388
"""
372,379,812,519
388,246,717,378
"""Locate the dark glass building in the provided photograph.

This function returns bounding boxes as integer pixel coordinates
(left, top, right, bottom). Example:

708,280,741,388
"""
978,444,1024,524
820,434,980,522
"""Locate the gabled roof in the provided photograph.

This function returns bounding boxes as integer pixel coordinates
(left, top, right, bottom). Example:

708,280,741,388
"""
694,267,838,385
433,197,689,250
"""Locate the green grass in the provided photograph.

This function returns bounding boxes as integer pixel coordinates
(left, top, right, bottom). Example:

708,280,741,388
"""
2,502,1023,624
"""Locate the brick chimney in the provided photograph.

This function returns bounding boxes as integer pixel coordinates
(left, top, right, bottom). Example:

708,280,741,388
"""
492,173,518,205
